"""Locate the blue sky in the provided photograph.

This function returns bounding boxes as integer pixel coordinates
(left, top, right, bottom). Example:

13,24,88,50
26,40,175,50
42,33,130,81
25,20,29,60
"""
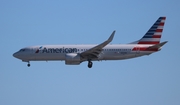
1,0,180,105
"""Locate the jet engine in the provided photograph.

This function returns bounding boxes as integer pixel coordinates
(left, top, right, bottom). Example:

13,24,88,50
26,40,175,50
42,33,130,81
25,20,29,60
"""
65,53,81,65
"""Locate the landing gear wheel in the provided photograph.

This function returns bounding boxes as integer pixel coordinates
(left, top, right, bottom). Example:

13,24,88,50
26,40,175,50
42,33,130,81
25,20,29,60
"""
27,63,30,67
88,61,93,68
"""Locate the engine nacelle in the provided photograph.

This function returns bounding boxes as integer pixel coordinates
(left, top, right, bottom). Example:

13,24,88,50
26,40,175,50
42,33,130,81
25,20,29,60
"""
65,53,81,65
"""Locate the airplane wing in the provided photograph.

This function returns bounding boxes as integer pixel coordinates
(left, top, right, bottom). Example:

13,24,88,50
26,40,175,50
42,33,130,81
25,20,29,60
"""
80,31,115,59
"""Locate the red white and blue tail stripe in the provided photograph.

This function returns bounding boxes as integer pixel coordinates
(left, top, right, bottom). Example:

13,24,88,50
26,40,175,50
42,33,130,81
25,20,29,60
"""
131,17,166,44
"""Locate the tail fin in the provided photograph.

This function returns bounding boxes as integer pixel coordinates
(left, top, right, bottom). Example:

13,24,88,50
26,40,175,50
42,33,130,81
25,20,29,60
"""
130,17,166,44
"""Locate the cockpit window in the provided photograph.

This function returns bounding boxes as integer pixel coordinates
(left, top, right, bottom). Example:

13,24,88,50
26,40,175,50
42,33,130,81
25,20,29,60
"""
19,49,25,52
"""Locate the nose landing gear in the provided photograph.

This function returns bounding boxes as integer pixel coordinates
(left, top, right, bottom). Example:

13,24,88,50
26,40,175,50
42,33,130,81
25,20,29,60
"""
27,63,30,67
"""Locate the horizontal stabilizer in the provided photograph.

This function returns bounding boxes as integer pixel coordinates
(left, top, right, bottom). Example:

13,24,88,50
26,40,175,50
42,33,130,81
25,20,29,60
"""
147,41,168,49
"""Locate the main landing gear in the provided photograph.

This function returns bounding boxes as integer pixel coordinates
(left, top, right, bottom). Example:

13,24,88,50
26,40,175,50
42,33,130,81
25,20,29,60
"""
88,61,93,68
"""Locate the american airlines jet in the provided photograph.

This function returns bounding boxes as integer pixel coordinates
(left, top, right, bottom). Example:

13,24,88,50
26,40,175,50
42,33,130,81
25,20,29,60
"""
13,17,167,68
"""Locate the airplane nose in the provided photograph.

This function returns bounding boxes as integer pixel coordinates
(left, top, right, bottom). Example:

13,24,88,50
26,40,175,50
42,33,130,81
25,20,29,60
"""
13,52,18,58
13,53,16,58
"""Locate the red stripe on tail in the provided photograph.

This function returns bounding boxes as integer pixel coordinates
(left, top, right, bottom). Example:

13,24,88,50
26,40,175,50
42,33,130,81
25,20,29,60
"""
156,29,163,32
152,35,161,38
132,47,159,51
138,41,159,44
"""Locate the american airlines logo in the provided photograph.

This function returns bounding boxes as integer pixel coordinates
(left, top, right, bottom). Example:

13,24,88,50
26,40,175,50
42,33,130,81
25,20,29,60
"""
35,46,78,53
35,46,43,53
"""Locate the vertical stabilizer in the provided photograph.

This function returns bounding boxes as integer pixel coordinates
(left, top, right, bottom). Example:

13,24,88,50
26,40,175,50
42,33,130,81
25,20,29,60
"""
130,17,166,44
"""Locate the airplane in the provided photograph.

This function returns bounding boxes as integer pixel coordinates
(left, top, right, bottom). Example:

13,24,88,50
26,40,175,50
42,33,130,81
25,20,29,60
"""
13,17,167,68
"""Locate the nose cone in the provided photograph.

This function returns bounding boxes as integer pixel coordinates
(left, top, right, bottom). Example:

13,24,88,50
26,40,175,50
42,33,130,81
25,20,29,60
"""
13,52,18,58
13,52,22,59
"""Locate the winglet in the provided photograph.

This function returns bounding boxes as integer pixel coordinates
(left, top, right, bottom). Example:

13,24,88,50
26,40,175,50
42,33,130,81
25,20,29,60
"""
107,30,115,42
